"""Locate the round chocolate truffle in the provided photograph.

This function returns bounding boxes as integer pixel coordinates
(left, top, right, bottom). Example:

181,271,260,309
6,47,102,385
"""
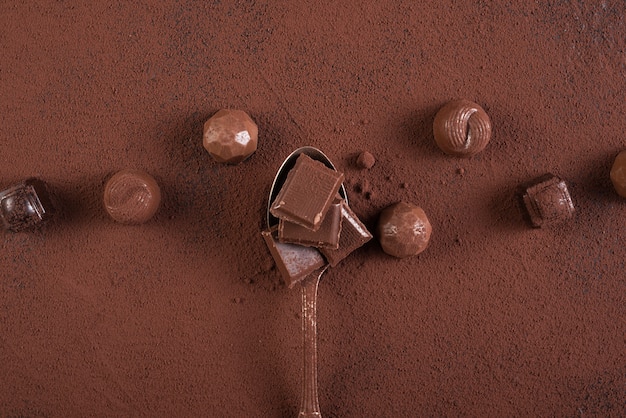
203,109,258,164
104,169,161,224
433,99,492,157
377,202,432,258
610,150,626,198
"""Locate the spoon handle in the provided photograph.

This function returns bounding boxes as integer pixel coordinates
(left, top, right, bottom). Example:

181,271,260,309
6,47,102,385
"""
298,269,325,418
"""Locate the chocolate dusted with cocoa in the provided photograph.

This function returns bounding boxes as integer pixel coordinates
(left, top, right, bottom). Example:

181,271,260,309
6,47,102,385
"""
521,174,574,228
270,153,344,231
262,226,326,288
0,178,56,232
278,199,342,249
320,201,372,267
377,202,432,258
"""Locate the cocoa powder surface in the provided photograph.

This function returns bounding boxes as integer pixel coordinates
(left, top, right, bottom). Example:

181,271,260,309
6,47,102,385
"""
1,1,625,416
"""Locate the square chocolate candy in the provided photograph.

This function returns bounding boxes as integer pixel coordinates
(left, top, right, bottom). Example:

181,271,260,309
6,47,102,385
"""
262,226,326,288
320,201,372,267
270,154,344,231
521,174,574,227
278,199,343,249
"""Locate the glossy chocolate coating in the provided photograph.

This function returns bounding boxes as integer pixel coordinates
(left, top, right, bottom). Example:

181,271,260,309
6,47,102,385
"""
433,99,491,157
0,178,56,232
320,200,372,266
203,109,258,164
610,150,626,198
262,226,326,288
103,169,161,224
270,154,344,231
377,202,432,258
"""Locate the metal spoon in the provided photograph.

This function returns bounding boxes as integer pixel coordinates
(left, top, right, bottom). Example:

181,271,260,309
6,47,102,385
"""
267,147,347,418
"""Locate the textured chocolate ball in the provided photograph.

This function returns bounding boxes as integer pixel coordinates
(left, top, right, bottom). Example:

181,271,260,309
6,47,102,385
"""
433,99,491,157
104,169,161,224
203,109,258,164
377,202,432,258
610,150,626,198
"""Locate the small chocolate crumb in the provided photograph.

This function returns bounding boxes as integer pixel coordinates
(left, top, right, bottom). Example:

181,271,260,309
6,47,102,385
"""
457,168,465,175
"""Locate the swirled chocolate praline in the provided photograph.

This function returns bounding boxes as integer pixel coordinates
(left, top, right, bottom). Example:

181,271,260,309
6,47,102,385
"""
433,99,492,157
103,169,161,224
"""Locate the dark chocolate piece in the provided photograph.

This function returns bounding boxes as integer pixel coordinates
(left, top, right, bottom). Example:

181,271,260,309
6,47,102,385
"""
270,154,344,231
320,201,372,267
103,169,161,224
0,178,56,232
377,202,432,258
262,227,326,288
521,174,574,227
279,200,342,249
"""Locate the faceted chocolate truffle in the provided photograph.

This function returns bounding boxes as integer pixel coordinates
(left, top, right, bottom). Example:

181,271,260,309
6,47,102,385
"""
104,169,161,224
610,150,626,198
270,154,344,231
521,174,574,227
0,178,56,232
203,109,258,164
262,227,326,288
377,202,432,258
433,99,492,157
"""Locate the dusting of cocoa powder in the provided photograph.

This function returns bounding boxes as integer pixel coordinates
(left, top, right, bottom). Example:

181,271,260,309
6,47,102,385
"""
0,2,624,417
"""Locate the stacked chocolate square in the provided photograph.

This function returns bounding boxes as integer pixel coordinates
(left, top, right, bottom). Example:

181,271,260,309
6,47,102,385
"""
262,154,372,287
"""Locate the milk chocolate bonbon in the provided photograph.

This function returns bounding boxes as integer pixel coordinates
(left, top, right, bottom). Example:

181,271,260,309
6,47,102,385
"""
103,169,161,224
433,99,492,157
0,178,56,232
203,109,258,164
270,154,344,231
377,202,432,258
521,174,574,228
610,150,626,198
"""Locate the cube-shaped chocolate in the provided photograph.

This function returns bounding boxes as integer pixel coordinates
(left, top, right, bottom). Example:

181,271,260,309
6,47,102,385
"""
521,174,574,227
0,178,56,232
320,201,372,267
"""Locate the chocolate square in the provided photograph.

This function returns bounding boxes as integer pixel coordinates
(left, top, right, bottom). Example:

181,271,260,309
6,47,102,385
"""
320,201,372,267
278,199,342,249
262,227,326,288
269,154,344,231
522,174,574,227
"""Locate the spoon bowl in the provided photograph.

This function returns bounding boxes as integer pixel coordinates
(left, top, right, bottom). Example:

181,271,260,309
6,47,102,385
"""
266,146,345,418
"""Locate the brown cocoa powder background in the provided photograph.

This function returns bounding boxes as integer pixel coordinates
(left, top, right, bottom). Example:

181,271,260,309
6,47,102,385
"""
1,1,625,417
